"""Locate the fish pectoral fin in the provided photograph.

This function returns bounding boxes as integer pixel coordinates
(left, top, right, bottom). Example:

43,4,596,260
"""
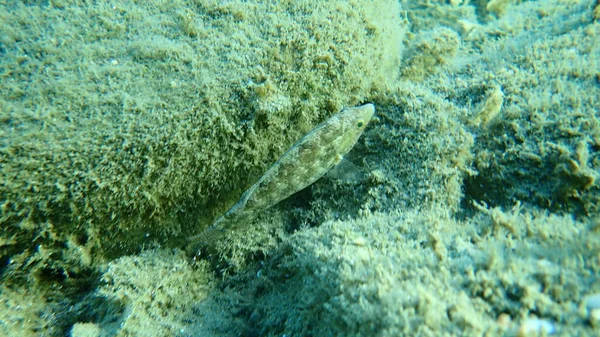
326,157,365,183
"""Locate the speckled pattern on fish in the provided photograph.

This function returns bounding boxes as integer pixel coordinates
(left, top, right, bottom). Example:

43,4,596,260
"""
198,103,375,241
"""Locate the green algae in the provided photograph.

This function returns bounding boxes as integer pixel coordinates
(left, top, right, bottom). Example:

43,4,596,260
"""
1,0,600,336
0,0,404,258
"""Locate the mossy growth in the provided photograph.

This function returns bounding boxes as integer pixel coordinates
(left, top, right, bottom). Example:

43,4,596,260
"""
197,2,600,334
204,204,599,336
92,249,213,337
196,83,475,274
0,284,60,336
303,82,474,224
0,0,405,286
401,27,461,80
397,0,600,216
431,0,600,215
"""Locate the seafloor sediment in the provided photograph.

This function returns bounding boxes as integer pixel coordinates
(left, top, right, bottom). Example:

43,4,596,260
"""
1,0,599,336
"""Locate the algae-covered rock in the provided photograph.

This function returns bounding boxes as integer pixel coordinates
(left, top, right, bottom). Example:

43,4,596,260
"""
201,82,475,273
210,205,599,336
0,0,405,273
4,0,599,336
441,0,600,214
397,0,600,215
0,284,60,336
306,82,474,220
197,0,600,335
94,249,213,337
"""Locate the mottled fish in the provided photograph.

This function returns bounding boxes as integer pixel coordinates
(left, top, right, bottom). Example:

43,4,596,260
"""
196,103,374,242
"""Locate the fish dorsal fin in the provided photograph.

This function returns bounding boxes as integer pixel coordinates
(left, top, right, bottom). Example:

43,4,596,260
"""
326,157,365,183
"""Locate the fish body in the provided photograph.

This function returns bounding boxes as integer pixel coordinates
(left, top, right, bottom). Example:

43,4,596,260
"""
200,103,374,240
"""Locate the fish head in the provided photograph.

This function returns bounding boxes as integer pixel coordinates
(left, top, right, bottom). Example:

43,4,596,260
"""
333,103,375,152
348,103,375,133
339,103,375,138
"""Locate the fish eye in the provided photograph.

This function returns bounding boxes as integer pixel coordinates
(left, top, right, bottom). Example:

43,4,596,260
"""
357,121,364,128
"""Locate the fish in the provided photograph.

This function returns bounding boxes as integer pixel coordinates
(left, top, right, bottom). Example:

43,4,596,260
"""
194,103,375,243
